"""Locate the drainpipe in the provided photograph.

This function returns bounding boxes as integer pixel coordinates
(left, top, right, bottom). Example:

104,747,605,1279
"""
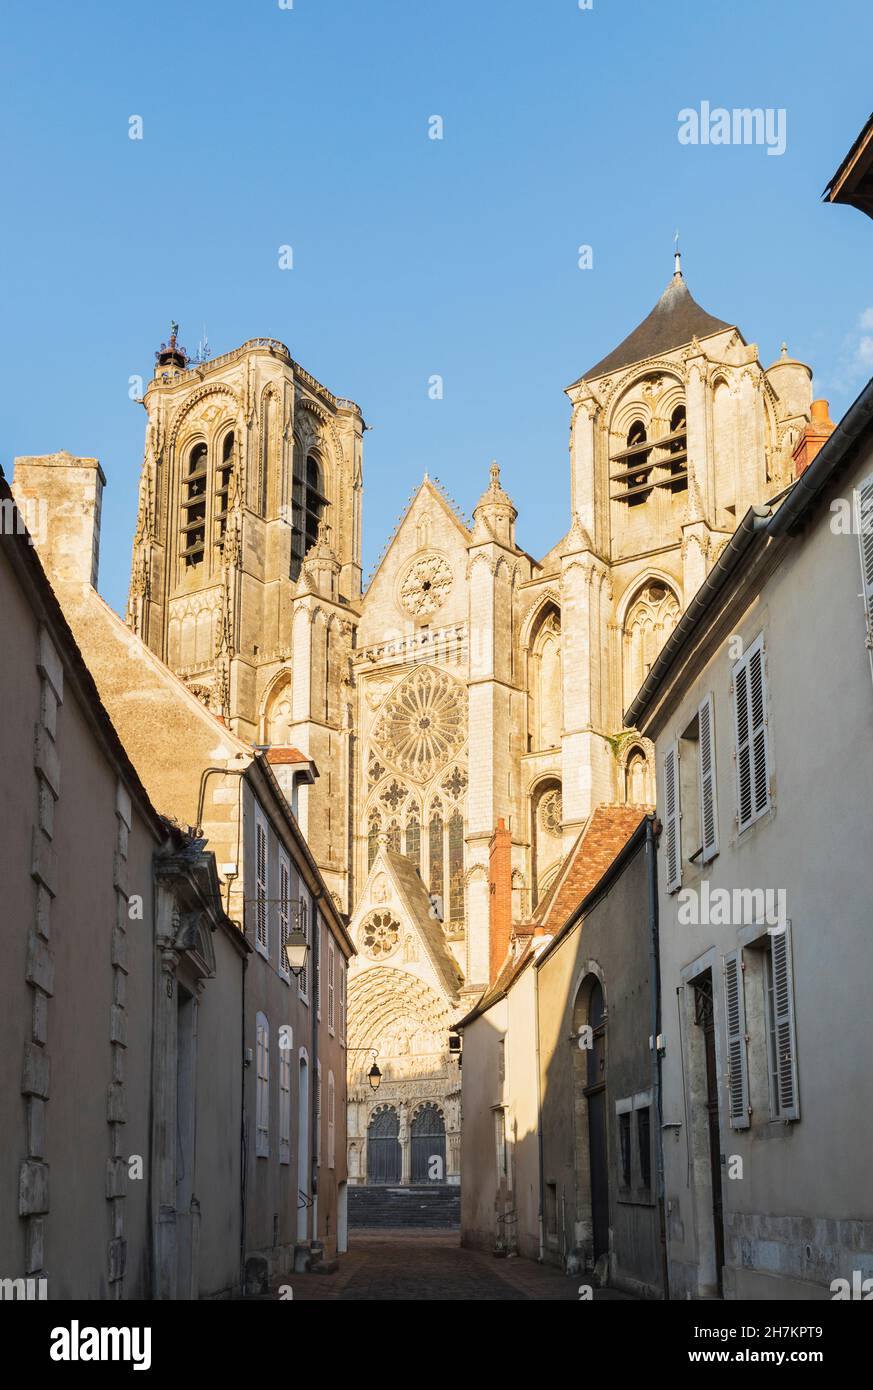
533,961,545,1263
646,816,670,1300
239,951,248,1295
310,887,323,1252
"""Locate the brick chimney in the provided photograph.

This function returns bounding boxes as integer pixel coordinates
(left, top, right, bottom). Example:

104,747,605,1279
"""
793,400,835,478
12,453,104,589
489,818,513,985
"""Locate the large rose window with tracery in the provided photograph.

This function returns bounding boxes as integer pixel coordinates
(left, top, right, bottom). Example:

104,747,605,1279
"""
399,553,453,616
359,911,401,961
372,666,467,781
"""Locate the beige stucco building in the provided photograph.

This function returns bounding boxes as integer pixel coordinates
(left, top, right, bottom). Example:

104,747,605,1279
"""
119,263,812,1184
627,375,873,1298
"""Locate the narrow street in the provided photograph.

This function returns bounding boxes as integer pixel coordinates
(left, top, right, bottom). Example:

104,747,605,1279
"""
283,1231,634,1301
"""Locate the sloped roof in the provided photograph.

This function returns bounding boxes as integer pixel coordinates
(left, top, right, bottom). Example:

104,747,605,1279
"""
533,803,653,932
384,850,465,1001
582,272,734,382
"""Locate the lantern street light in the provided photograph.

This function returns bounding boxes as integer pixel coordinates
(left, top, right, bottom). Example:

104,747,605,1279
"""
348,1047,382,1092
283,928,309,978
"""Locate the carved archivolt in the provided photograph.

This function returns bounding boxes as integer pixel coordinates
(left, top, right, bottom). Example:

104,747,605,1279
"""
168,383,240,446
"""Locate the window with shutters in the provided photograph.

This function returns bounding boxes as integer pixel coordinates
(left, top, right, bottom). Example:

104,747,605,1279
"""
697,693,719,863
316,1060,323,1166
663,741,682,892
764,927,800,1121
723,951,750,1129
327,938,336,1035
327,1071,336,1169
856,473,873,687
338,959,346,1045
733,634,771,833
278,850,291,979
618,1110,632,1188
278,1025,292,1164
256,1012,270,1157
254,808,269,958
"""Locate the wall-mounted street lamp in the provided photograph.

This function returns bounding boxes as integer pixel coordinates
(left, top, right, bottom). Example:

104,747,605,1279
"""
283,929,309,977
348,1047,382,1092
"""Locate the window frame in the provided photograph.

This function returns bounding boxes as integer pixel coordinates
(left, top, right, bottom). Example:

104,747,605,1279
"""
732,632,771,834
278,1024,292,1164
254,805,269,960
255,1012,270,1158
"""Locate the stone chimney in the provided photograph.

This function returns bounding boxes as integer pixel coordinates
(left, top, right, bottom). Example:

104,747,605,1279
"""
12,453,105,589
793,400,835,478
489,818,513,985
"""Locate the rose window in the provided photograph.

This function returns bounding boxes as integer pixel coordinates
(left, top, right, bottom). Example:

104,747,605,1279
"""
360,911,401,960
399,553,453,616
373,666,467,781
540,789,563,836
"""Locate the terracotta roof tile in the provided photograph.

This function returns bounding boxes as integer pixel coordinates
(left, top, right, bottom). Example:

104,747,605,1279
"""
535,803,653,931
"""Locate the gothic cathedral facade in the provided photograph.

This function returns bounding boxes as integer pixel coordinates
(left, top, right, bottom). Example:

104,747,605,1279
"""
127,264,812,1186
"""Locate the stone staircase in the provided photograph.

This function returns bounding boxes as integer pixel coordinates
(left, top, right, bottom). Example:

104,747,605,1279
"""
349,1185,461,1229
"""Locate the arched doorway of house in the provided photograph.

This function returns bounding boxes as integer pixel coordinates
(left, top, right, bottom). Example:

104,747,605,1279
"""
411,1104,446,1184
367,1106,401,1185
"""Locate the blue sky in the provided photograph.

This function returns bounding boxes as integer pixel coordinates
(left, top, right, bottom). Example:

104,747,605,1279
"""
1,0,871,615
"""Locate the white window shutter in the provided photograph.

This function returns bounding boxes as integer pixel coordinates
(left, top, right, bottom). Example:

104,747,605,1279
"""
771,925,800,1121
723,951,750,1129
856,473,873,686
663,741,681,891
698,693,718,862
734,636,770,832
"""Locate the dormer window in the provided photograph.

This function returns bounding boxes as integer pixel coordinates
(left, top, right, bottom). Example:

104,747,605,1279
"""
215,431,235,546
181,442,208,567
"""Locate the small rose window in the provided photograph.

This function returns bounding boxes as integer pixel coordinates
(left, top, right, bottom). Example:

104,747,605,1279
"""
360,911,401,960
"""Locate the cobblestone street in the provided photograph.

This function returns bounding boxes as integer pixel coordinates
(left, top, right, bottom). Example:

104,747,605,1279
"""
282,1232,634,1301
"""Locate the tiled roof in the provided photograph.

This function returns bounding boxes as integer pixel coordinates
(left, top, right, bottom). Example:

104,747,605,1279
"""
266,747,311,765
534,803,653,932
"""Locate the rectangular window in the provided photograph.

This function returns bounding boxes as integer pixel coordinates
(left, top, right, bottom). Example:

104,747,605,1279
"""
636,1106,651,1191
255,808,269,957
663,741,681,891
723,949,751,1129
494,1109,507,1179
856,473,873,688
278,1025,292,1164
278,850,291,978
339,958,346,1045
327,1072,336,1170
733,634,770,833
764,926,800,1121
327,938,336,1034
256,1013,270,1158
698,693,719,862
618,1110,632,1189
545,1182,558,1239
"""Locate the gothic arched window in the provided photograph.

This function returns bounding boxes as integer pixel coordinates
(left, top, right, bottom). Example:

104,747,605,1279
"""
531,778,563,907
625,745,652,804
666,404,688,493
611,418,654,507
260,394,273,517
448,809,464,922
181,442,208,568
405,811,421,872
291,446,327,579
528,603,562,753
622,582,680,710
429,804,444,906
387,819,401,854
367,813,381,871
215,430,234,547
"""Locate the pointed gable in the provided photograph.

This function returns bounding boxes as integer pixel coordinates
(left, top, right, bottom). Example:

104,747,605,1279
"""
533,803,652,932
579,273,735,383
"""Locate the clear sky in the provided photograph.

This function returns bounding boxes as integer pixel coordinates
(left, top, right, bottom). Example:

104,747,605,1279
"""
2,0,871,615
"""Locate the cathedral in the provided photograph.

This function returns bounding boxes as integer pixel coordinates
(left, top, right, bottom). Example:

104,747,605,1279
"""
127,256,812,1187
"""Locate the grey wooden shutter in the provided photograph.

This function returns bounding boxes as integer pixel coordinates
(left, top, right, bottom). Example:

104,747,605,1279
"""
771,925,800,1121
723,950,750,1129
663,742,681,891
256,815,268,951
698,693,718,862
857,473,873,685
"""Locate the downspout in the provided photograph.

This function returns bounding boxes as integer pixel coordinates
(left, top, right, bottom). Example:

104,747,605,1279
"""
533,960,545,1262
310,887,323,1249
239,951,248,1295
646,816,670,1300
147,851,159,1298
